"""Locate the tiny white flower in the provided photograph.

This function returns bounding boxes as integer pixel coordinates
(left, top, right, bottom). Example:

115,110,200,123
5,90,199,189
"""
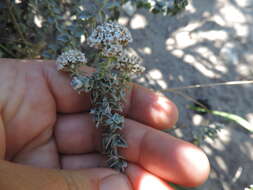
115,51,145,74
56,49,87,71
87,22,133,49
102,44,123,57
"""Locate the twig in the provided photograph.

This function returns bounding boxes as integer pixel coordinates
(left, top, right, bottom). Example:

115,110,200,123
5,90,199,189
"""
0,44,16,57
5,0,32,46
160,88,253,133
157,89,208,109
189,106,253,133
163,80,253,91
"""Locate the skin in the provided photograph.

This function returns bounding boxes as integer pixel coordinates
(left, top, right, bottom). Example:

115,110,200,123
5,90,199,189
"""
0,58,210,190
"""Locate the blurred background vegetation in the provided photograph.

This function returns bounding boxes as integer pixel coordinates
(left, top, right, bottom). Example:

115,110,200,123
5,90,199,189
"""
0,0,187,59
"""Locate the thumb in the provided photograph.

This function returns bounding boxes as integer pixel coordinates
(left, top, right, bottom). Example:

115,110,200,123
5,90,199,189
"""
0,160,132,190
60,168,132,190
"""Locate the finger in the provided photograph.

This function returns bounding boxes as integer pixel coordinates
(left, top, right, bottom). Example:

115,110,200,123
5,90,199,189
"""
0,159,132,190
61,168,132,190
122,119,210,187
42,61,92,113
61,156,175,190
126,84,178,129
43,62,178,129
61,153,105,169
55,113,210,187
54,113,101,154
54,109,176,154
126,164,175,190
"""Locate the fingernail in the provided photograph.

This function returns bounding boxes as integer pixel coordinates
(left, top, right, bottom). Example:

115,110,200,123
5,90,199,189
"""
100,174,132,190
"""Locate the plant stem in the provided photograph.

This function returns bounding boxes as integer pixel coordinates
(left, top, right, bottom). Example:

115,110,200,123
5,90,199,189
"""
189,106,253,133
0,44,16,57
158,89,209,109
5,0,32,47
163,80,253,91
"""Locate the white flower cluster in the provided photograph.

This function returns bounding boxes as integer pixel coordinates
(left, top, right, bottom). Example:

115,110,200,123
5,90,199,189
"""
87,22,133,57
114,51,145,73
56,49,87,71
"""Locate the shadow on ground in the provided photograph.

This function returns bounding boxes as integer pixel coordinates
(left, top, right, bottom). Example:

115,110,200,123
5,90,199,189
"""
121,0,253,189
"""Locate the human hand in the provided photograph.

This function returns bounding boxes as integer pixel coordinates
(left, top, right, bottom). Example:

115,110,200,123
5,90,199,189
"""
0,59,210,190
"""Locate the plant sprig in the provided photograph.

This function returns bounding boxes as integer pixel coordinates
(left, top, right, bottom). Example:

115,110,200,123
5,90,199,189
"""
56,22,145,172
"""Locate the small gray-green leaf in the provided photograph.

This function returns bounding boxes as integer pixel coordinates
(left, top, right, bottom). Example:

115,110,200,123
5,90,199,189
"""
57,34,69,42
79,12,93,20
106,2,121,9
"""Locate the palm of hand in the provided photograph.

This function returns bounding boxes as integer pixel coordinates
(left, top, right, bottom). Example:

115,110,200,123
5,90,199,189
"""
0,59,210,189
3,60,94,169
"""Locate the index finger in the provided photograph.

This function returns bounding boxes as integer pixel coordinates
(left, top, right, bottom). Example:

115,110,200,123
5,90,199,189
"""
43,61,178,129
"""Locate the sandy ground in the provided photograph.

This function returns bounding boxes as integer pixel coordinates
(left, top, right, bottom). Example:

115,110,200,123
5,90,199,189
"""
121,0,253,189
